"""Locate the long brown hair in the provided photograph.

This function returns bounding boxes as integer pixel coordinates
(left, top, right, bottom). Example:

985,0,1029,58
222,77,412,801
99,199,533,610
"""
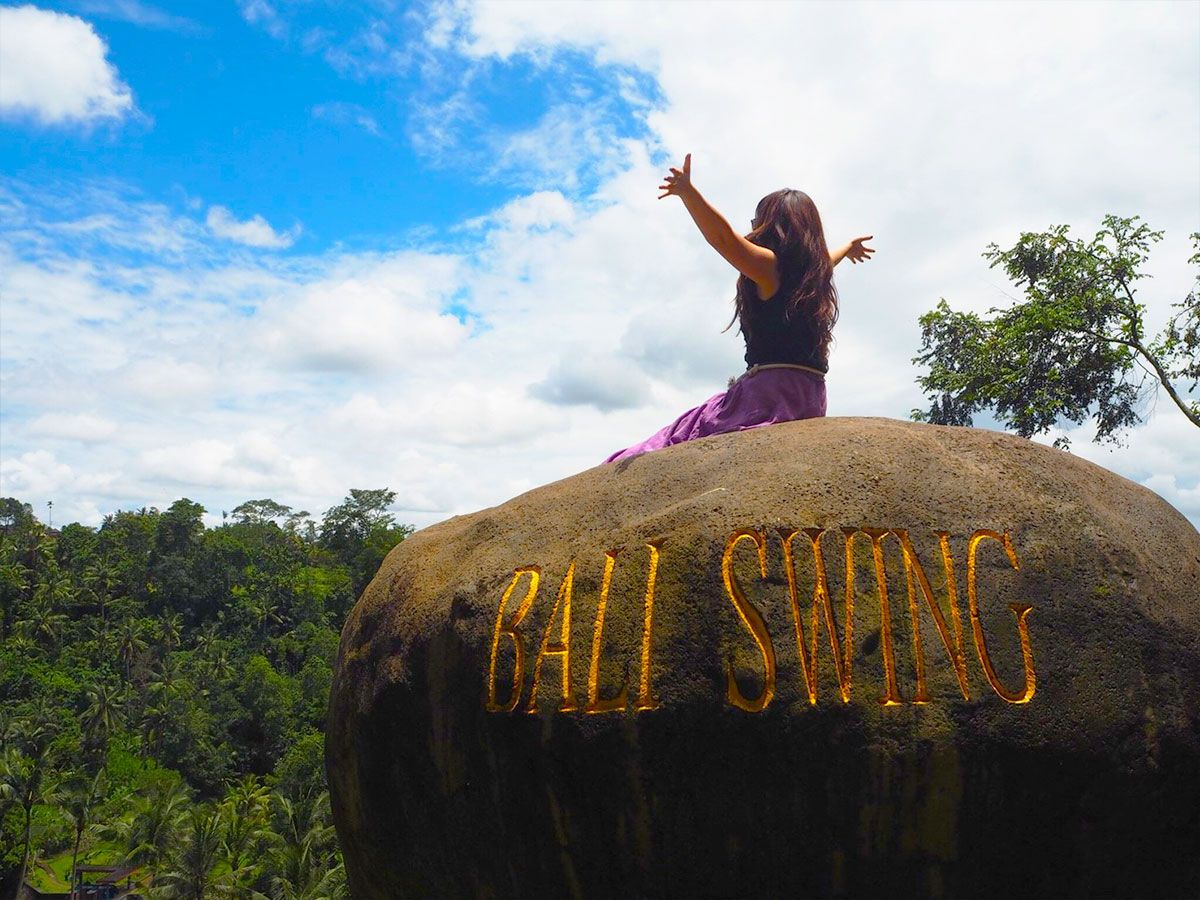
728,189,839,364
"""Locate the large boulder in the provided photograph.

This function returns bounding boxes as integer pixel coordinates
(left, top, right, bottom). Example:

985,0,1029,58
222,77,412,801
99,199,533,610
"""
326,417,1200,898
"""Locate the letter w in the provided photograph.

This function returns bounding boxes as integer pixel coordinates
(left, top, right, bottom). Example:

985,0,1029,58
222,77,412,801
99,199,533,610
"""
780,528,857,704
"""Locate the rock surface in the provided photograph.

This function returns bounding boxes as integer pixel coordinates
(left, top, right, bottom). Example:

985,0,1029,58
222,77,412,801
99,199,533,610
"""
326,417,1200,898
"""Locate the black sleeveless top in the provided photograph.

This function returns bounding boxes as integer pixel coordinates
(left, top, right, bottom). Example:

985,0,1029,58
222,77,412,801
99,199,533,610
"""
741,286,828,373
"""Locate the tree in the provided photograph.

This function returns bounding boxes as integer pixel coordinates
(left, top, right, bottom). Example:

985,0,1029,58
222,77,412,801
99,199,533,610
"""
82,552,121,624
157,612,183,655
234,657,298,775
219,775,272,878
0,546,31,642
60,768,107,900
318,489,396,555
0,499,34,536
22,588,68,649
102,778,190,869
152,803,232,900
0,509,49,640
0,742,60,899
245,596,284,644
82,682,125,748
96,507,159,604
154,500,206,559
318,489,411,594
264,789,346,900
149,499,205,615
231,500,293,527
913,216,1200,446
116,617,148,681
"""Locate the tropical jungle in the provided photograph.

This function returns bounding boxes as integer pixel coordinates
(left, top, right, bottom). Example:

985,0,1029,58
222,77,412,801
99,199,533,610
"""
0,489,411,898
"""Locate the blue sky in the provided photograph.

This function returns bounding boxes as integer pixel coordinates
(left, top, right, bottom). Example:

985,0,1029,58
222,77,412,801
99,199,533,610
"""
1,2,658,247
2,1,1198,531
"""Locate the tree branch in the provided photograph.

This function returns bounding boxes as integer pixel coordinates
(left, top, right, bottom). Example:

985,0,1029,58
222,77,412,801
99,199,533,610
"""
1115,267,1197,425
1069,325,1200,428
1130,335,1200,428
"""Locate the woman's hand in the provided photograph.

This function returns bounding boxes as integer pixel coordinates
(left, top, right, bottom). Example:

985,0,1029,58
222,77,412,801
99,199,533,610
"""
660,152,778,294
658,153,693,199
843,235,875,264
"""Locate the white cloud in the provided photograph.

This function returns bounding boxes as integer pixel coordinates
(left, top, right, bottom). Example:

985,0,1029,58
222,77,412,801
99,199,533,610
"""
137,430,330,495
205,205,300,249
531,349,647,411
0,5,134,125
1,2,1198,535
115,358,219,406
0,449,74,496
466,190,576,233
26,413,119,442
0,449,119,502
238,0,286,40
255,254,468,374
490,102,632,192
311,101,381,136
69,1,200,33
333,383,564,449
618,305,743,390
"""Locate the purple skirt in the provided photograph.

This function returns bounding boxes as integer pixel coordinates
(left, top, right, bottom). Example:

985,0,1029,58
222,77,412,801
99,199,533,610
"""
604,366,826,463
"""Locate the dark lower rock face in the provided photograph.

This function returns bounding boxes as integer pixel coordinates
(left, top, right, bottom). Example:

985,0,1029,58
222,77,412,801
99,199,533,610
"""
326,417,1200,899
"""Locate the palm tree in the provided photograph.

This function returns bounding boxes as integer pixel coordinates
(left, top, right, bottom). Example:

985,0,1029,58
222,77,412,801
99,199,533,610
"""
264,790,347,900
248,598,283,643
3,626,36,656
99,778,190,870
36,564,74,610
0,745,61,900
82,554,120,623
82,683,125,746
117,618,148,680
24,589,69,648
16,525,53,607
84,616,116,657
139,697,172,755
61,768,108,900
192,621,221,660
219,776,273,876
6,705,59,756
208,648,234,683
157,612,183,654
148,653,182,700
152,803,234,900
0,552,31,639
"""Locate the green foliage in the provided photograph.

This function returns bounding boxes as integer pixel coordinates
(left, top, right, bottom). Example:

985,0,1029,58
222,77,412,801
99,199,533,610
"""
236,656,300,776
913,216,1200,446
1152,238,1200,407
0,498,35,533
232,499,296,526
319,489,412,594
106,742,157,794
0,490,410,895
271,733,326,802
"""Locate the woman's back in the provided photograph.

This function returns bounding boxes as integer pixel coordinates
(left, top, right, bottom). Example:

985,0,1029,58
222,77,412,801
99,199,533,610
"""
741,285,829,372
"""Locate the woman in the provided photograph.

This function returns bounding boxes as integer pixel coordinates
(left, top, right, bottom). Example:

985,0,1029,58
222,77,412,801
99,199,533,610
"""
604,153,874,463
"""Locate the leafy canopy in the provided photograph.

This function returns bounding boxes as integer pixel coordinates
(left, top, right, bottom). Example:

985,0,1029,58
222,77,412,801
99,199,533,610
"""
0,487,407,894
913,215,1200,446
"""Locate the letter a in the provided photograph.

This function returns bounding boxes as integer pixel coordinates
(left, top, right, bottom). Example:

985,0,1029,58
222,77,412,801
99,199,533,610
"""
527,562,578,713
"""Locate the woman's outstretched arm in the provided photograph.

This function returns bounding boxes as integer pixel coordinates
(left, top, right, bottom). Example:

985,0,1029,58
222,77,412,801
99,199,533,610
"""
830,236,875,267
659,154,779,298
